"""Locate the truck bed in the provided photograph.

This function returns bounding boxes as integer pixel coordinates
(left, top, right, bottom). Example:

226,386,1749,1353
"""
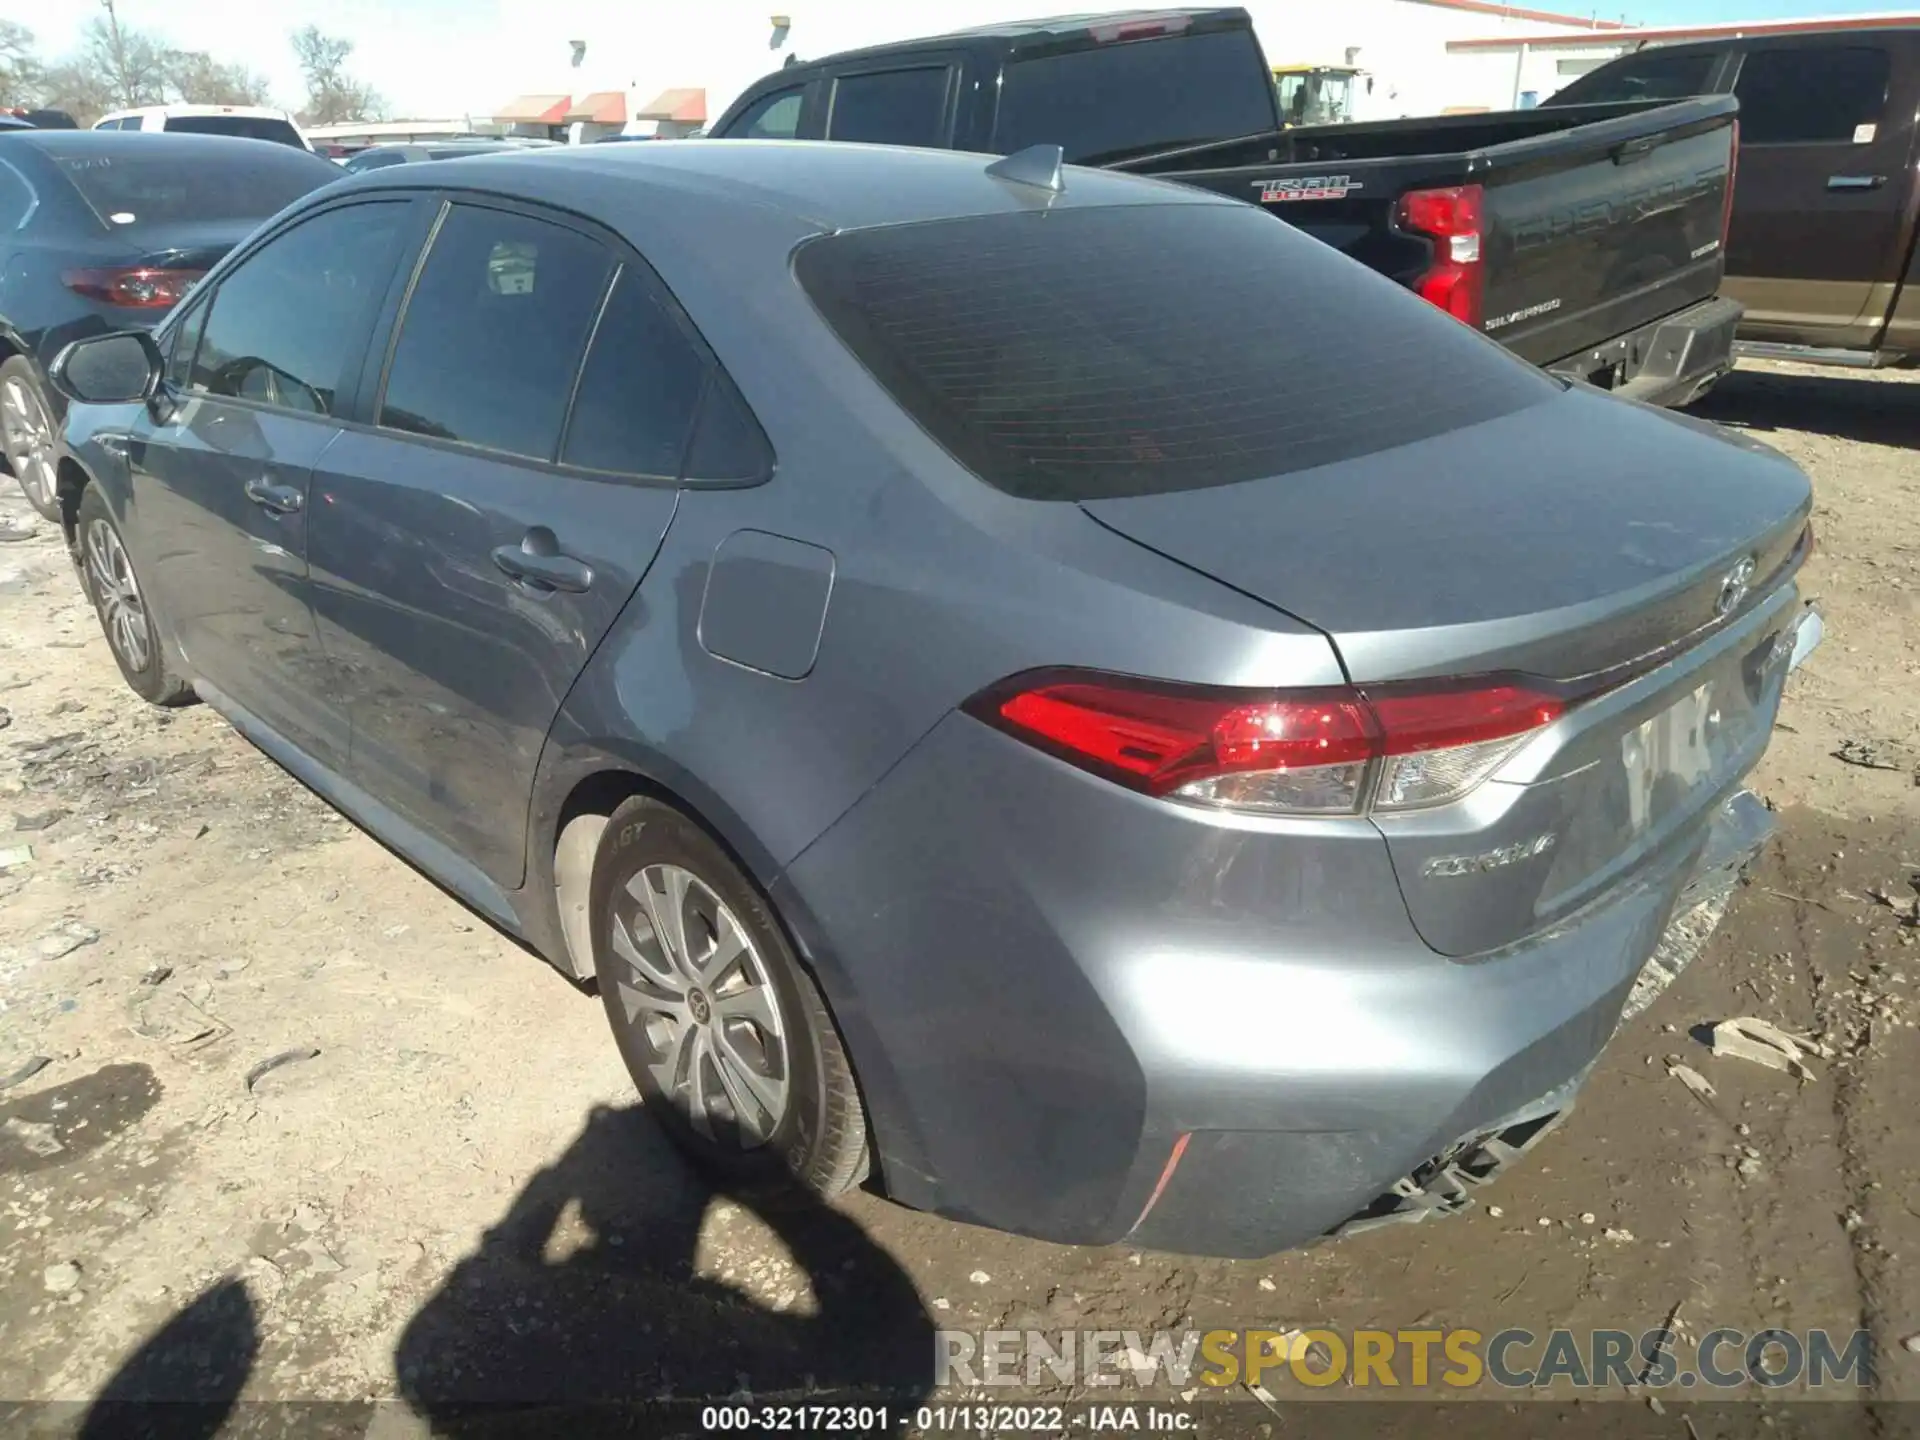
1126,95,1741,374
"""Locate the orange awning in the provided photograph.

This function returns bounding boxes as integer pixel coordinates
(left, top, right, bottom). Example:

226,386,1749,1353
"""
493,93,572,124
635,87,706,123
565,91,627,124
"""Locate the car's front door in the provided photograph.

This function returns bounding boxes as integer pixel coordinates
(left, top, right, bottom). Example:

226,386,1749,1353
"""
305,198,715,889
126,197,419,765
1725,38,1920,346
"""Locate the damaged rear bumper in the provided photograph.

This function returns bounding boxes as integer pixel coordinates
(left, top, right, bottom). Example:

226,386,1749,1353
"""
1327,784,1777,1241
1314,605,1818,1243
1133,730,1806,1257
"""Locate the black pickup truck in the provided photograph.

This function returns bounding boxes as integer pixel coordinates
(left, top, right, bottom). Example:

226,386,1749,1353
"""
711,8,1743,405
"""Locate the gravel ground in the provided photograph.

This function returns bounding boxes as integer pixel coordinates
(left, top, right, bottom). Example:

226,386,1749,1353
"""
1,359,1918,1437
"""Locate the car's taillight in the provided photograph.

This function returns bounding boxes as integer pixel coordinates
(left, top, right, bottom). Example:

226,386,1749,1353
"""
62,267,203,309
1396,183,1484,329
966,670,1565,816
1721,119,1739,251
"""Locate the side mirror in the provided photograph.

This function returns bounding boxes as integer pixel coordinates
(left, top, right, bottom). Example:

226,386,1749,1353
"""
48,330,163,406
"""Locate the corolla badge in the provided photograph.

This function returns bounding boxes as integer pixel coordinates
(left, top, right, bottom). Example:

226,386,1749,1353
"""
1715,556,1757,618
1423,832,1556,879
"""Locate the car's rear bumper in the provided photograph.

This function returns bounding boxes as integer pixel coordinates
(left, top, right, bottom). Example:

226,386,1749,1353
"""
1549,294,1744,408
773,608,1814,1258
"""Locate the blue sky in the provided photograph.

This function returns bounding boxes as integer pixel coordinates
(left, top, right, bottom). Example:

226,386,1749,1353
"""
1630,0,1886,17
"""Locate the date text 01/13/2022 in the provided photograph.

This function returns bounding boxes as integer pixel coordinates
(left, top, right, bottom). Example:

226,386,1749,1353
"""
698,1403,1198,1431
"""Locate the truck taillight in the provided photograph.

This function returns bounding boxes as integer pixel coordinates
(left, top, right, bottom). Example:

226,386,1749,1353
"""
965,669,1565,817
1396,183,1484,329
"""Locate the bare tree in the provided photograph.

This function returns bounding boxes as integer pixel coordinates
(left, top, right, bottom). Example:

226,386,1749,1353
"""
165,50,270,107
79,8,172,109
0,19,42,107
0,5,273,125
291,25,383,125
34,62,116,124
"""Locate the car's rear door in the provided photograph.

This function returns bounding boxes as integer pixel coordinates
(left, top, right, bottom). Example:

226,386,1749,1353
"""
1724,33,1920,346
305,196,723,890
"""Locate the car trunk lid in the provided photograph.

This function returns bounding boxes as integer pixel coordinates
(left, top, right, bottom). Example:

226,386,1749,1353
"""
1079,386,1813,955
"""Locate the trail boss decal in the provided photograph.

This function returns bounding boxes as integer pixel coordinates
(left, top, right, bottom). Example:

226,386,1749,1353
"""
1254,175,1363,203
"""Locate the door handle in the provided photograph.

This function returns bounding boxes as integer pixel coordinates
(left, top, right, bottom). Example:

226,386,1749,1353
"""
1827,174,1886,191
492,529,593,594
243,477,304,515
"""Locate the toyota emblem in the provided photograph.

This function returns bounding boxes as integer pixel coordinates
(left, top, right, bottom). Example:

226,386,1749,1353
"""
1715,556,1757,618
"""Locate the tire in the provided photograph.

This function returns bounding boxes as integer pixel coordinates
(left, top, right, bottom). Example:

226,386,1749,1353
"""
0,356,62,523
74,484,194,706
589,796,869,1198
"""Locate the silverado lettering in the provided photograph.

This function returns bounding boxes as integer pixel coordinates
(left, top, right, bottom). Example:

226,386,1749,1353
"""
1509,165,1729,254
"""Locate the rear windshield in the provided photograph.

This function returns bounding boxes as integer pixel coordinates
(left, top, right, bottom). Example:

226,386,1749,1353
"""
795,204,1556,501
164,115,305,148
994,29,1277,164
1546,51,1717,106
53,149,334,231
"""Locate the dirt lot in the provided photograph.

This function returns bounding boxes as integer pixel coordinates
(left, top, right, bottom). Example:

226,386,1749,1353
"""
2,360,1918,1437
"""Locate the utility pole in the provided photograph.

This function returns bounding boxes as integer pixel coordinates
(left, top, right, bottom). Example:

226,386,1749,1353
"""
99,0,130,107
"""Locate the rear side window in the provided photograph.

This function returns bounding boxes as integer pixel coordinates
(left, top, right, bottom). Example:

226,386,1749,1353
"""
380,205,612,459
164,115,305,148
994,29,1277,164
1547,50,1717,106
724,86,805,139
1735,46,1890,145
560,266,707,476
52,147,335,232
827,67,949,147
795,204,1555,501
190,201,410,415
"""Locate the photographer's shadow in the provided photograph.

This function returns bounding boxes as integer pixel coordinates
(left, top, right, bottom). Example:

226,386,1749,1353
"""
393,1102,934,1434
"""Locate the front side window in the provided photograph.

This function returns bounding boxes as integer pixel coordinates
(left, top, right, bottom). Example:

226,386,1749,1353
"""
189,200,411,416
165,298,210,390
379,204,612,460
1735,46,1891,145
724,86,805,139
827,67,949,147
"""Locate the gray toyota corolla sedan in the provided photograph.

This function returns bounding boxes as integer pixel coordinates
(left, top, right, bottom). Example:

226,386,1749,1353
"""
48,139,1820,1257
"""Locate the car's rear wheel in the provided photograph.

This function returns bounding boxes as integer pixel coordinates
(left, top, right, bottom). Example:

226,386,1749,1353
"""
0,357,61,523
75,485,193,706
589,796,869,1197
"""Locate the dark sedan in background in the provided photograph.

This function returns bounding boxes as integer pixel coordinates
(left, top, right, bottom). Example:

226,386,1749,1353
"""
0,130,340,520
50,140,1819,1257
341,139,560,174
